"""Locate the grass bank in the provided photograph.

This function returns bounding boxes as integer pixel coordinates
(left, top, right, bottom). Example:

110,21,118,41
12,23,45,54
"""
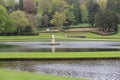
0,32,120,42
0,69,86,80
0,52,120,59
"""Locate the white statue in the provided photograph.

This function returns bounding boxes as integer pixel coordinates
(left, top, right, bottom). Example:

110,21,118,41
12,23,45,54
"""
51,34,55,45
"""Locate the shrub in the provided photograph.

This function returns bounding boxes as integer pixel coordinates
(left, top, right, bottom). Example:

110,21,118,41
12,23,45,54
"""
95,10,119,32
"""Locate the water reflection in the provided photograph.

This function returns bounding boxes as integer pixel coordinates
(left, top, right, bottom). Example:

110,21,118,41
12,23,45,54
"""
0,41,120,52
0,60,120,80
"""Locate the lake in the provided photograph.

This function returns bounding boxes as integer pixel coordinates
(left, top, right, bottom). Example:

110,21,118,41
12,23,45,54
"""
0,41,120,52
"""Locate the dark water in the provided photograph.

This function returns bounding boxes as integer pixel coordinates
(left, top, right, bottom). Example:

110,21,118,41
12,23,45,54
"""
0,41,120,52
0,60,120,80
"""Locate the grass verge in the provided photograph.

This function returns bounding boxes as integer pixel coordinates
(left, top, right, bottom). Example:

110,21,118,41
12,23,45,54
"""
0,52,120,59
0,32,120,42
0,69,86,80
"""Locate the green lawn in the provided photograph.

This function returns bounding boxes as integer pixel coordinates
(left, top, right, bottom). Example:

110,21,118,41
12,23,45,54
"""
0,52,120,59
0,32,120,42
0,69,86,80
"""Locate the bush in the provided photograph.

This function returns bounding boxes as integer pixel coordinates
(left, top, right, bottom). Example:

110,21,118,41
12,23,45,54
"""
95,10,119,32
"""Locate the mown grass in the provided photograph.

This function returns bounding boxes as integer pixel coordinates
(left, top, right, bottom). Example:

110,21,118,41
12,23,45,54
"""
0,32,120,42
0,52,120,59
0,69,86,80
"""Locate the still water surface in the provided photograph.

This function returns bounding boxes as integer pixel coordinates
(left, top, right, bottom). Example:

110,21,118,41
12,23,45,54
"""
0,41,120,52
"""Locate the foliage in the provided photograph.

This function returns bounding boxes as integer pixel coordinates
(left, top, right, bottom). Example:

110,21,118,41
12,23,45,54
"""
26,14,38,33
0,0,5,6
10,10,29,34
0,5,16,34
19,0,23,10
64,7,75,25
36,12,43,27
97,0,108,10
80,2,89,23
106,0,120,14
95,10,119,32
87,0,100,27
72,0,82,24
50,12,66,31
0,5,7,32
23,0,35,13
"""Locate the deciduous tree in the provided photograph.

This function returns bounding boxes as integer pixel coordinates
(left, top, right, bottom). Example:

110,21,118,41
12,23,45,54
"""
10,10,29,34
50,12,66,31
23,0,35,13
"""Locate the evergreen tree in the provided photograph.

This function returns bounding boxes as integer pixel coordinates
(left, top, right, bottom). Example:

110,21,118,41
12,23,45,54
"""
106,0,120,14
87,0,99,26
73,0,82,24
19,0,23,10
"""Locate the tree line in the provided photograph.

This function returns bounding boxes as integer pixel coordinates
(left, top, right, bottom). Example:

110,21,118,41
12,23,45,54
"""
0,0,120,35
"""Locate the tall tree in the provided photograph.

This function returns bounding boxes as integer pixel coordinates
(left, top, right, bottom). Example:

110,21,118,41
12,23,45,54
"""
23,0,35,13
64,6,75,25
0,5,9,33
87,0,99,26
42,14,49,27
80,2,89,23
97,0,108,10
36,12,43,27
0,0,6,7
0,5,15,34
19,0,23,10
106,0,120,14
6,0,16,13
72,0,82,24
26,14,38,32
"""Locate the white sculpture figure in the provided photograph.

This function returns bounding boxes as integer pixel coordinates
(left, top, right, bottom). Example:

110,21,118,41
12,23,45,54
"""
51,34,55,45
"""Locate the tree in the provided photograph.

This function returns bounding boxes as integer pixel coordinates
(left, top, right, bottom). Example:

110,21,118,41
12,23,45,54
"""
0,5,16,34
36,12,43,27
37,0,52,14
0,5,9,33
23,0,35,13
64,7,75,25
10,10,29,34
51,0,69,12
4,17,16,33
72,0,82,24
50,12,66,31
80,2,89,23
87,0,99,26
6,0,16,12
26,14,38,32
95,10,119,32
0,0,6,7
19,0,23,10
97,0,108,10
42,14,49,27
106,0,120,14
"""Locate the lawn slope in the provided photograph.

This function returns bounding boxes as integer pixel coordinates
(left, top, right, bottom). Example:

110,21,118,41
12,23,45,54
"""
0,69,86,80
